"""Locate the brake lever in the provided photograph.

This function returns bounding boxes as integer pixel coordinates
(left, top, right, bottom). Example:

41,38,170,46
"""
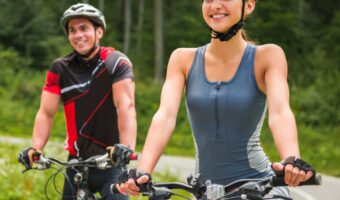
33,155,51,170
233,179,273,200
91,153,111,170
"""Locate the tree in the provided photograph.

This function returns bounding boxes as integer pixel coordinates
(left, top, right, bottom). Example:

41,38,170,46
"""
154,0,164,82
123,0,132,54
98,0,105,12
137,0,145,62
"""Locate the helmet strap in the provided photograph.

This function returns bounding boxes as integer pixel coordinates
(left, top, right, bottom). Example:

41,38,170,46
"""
210,0,246,42
75,29,100,59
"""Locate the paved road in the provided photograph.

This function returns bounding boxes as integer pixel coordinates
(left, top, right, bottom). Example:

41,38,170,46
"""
2,136,339,199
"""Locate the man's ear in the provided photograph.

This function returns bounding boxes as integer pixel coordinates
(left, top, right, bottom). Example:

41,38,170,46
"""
97,26,104,39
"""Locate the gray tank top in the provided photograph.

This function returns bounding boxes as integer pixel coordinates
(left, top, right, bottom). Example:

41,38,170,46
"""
185,44,273,185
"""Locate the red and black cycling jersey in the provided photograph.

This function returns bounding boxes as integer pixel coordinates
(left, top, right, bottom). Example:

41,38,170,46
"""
43,46,134,159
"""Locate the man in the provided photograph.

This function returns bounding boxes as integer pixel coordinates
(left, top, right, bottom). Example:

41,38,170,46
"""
18,3,136,200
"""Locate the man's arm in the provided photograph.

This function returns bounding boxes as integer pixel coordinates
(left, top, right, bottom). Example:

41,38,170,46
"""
31,91,60,151
112,78,137,150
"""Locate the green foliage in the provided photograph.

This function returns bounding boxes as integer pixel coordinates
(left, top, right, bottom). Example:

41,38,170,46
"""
0,0,338,186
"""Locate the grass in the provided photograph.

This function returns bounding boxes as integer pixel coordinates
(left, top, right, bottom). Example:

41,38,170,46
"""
0,139,191,200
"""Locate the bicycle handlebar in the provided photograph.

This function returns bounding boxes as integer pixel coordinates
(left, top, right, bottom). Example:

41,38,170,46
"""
111,173,322,200
26,144,137,172
270,172,322,186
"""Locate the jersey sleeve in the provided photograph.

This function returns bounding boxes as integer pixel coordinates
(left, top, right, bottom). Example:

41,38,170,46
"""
105,51,134,84
43,61,61,95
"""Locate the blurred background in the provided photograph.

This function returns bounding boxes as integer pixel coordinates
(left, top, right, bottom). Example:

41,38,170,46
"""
0,0,339,199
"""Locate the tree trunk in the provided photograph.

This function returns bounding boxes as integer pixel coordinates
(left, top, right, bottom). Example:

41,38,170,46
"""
123,0,131,54
154,0,164,82
137,0,145,62
98,0,105,12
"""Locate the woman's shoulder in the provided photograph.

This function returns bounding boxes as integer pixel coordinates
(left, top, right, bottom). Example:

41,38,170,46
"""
166,47,200,76
169,47,198,66
254,43,287,67
171,47,197,58
255,43,286,58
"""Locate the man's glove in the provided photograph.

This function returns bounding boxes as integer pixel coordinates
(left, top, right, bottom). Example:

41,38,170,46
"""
18,147,41,172
107,144,137,167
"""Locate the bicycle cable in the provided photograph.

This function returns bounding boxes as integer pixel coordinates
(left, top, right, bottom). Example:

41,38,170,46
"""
170,192,191,200
44,167,63,200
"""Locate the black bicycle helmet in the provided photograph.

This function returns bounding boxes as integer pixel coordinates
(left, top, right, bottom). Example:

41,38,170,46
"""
61,3,106,33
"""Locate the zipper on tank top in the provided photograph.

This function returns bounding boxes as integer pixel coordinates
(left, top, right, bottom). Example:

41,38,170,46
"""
215,81,222,139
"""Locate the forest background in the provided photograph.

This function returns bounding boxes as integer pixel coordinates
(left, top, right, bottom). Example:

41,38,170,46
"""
0,0,339,189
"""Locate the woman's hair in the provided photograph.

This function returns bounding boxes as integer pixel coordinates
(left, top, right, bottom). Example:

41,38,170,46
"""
241,29,256,44
242,0,257,44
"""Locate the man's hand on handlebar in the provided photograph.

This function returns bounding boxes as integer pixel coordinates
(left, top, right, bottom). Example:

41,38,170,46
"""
114,168,152,196
272,156,314,187
18,147,41,172
106,144,138,167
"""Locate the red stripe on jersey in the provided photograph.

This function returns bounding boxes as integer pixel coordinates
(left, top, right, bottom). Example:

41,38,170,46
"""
79,134,108,148
100,46,115,61
118,60,132,68
64,102,78,155
64,90,89,105
95,67,107,78
78,88,112,147
43,71,61,95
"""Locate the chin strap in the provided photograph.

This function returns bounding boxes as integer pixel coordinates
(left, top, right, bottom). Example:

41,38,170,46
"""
76,43,99,59
210,0,246,42
74,28,100,59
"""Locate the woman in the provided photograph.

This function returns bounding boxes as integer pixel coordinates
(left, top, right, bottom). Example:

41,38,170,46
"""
116,0,314,199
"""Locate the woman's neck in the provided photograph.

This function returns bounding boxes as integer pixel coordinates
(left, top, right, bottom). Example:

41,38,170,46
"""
208,32,248,61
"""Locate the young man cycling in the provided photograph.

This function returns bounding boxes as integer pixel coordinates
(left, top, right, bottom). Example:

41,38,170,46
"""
18,3,136,200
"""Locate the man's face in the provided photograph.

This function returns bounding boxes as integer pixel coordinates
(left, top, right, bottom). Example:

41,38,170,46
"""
67,18,103,56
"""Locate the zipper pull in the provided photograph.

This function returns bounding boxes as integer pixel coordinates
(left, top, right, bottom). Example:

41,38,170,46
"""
216,81,221,90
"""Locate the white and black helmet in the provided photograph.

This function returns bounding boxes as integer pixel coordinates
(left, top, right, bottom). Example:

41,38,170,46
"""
61,3,106,33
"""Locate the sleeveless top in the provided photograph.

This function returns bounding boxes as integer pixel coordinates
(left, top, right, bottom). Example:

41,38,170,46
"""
185,44,273,185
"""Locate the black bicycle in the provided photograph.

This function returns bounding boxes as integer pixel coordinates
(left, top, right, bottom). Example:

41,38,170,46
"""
111,172,322,200
19,144,137,200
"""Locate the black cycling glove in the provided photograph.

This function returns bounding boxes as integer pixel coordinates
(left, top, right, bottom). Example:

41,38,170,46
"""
18,147,40,171
273,156,315,176
117,168,152,192
107,144,136,167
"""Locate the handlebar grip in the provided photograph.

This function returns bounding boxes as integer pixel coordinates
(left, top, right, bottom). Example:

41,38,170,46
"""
270,173,322,186
130,153,138,161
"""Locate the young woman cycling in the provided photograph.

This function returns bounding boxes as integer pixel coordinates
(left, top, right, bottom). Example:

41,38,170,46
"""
116,0,314,199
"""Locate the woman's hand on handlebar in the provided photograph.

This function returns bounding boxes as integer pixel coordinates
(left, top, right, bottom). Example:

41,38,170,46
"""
114,168,152,196
272,156,314,187
116,174,150,196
